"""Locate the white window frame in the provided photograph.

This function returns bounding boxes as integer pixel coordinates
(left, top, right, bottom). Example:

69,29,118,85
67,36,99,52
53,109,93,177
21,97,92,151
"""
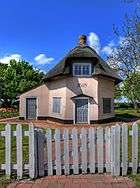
52,97,61,114
72,62,92,76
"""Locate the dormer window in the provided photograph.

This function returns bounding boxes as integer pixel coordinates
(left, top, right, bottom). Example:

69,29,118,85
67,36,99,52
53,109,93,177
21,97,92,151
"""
73,63,92,76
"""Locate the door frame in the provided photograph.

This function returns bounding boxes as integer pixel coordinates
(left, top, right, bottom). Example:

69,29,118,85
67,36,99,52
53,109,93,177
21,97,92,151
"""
73,97,90,124
25,96,38,120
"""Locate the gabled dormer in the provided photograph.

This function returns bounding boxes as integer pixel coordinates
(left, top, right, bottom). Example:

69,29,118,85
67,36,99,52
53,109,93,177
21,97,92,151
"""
43,35,122,84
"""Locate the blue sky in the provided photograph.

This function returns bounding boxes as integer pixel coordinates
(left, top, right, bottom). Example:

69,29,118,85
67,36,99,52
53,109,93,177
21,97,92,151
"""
0,0,137,72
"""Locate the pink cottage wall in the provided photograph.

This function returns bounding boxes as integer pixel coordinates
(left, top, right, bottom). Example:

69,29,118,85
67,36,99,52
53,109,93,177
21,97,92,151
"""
65,77,99,121
20,84,50,118
98,76,115,120
20,76,115,122
48,79,66,120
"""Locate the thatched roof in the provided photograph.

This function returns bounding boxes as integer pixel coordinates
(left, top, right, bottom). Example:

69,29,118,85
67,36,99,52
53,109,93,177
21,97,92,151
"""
43,37,122,84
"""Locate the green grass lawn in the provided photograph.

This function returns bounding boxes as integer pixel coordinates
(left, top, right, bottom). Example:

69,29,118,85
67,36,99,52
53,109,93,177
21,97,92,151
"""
115,108,140,117
115,108,140,123
128,174,140,188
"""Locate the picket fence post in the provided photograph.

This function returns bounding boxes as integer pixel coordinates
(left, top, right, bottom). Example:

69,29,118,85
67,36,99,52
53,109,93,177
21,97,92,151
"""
97,127,103,173
16,124,23,179
37,128,44,177
111,126,115,176
55,128,61,175
46,128,53,175
64,128,70,175
122,123,128,176
72,128,79,174
5,123,11,179
132,122,138,174
114,124,120,176
81,128,87,174
105,127,111,173
89,127,95,173
29,123,36,179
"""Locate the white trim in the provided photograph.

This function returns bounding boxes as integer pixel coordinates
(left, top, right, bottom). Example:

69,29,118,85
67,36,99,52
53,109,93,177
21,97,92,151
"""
74,97,90,124
24,96,38,120
72,62,92,77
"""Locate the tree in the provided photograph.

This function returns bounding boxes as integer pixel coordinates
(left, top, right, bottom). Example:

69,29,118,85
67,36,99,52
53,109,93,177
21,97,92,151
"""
114,85,123,100
0,63,7,106
108,6,140,111
123,73,140,109
1,60,44,107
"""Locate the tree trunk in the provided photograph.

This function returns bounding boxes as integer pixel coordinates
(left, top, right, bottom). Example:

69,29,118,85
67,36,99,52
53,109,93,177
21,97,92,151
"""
134,101,138,113
132,98,138,113
131,87,138,113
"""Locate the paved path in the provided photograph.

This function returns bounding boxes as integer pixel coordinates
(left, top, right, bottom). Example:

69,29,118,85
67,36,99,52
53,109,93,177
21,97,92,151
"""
0,117,140,129
7,174,134,188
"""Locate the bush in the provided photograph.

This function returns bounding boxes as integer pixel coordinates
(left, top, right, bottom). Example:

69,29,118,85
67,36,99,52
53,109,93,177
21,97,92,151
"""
114,102,136,109
0,108,19,119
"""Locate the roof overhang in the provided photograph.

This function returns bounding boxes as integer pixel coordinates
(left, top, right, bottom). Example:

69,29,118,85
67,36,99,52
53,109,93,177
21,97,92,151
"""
71,94,93,99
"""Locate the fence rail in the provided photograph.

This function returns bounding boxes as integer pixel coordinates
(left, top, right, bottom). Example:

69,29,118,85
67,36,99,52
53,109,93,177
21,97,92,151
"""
0,122,139,179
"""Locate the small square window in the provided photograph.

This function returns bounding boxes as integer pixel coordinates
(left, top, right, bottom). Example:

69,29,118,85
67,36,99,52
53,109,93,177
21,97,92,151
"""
53,97,61,113
103,98,111,114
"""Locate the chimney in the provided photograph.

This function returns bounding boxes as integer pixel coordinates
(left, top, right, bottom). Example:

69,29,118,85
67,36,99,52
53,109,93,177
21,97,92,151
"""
78,35,87,45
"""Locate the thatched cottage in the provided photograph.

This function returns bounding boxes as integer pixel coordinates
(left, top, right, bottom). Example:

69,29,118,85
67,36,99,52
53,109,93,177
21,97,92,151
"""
19,35,121,124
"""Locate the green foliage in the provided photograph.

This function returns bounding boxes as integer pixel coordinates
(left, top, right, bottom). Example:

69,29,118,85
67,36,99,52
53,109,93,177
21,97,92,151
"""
108,6,140,111
115,102,131,108
0,108,19,119
115,85,122,100
0,60,44,107
123,73,140,105
115,107,140,117
128,174,140,188
0,63,7,99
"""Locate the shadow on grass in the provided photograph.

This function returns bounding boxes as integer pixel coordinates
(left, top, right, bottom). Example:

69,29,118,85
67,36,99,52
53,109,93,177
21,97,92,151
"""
115,114,140,122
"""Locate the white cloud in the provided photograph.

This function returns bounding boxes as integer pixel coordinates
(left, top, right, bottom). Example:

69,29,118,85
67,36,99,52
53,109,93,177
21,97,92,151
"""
34,54,54,65
101,40,115,56
87,32,101,54
0,54,21,64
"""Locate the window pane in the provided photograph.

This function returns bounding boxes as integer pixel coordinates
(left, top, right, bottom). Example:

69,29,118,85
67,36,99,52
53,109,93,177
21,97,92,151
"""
83,65,90,75
74,65,82,75
103,98,111,113
53,97,61,113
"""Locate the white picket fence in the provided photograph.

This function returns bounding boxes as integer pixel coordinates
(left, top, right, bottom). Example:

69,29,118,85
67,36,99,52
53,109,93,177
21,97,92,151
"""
0,122,139,179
